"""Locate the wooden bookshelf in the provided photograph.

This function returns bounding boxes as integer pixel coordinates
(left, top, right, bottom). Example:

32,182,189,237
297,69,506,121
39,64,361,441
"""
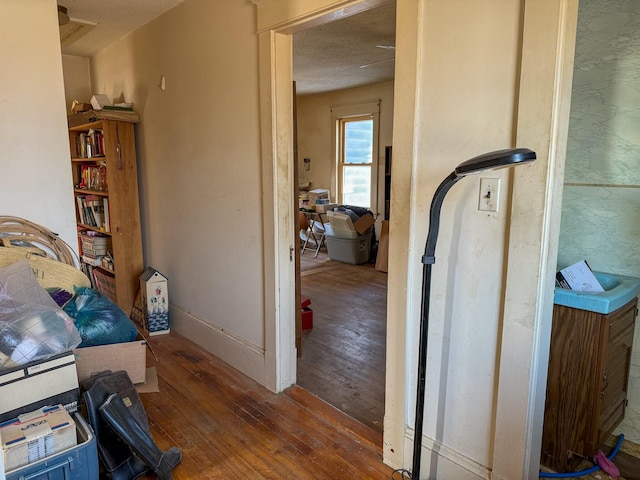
69,119,143,314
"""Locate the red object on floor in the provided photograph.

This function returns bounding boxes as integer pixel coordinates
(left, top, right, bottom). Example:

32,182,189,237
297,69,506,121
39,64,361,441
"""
301,295,311,309
302,307,313,330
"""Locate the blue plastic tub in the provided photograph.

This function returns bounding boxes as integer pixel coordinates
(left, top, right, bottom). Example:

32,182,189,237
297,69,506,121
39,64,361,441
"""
554,271,640,314
5,414,98,480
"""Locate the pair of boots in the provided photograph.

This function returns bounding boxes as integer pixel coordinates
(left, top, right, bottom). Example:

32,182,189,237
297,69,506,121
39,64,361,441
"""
82,371,181,480
100,393,182,480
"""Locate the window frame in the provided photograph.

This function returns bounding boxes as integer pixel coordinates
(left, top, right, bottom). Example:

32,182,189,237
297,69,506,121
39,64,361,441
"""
337,115,375,208
331,100,380,211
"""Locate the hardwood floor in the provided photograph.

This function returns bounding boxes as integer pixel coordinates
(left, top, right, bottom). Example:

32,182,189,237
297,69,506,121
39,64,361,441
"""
298,249,387,435
139,333,394,479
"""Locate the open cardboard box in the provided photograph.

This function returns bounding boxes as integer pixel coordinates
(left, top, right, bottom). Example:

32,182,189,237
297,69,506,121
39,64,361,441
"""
73,339,148,385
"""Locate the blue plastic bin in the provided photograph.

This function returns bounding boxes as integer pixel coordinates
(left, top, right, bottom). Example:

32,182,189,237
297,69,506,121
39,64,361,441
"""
5,414,98,480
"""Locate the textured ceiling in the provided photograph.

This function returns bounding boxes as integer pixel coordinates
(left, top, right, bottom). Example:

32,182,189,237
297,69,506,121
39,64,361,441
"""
293,1,396,95
59,0,185,57
59,0,396,95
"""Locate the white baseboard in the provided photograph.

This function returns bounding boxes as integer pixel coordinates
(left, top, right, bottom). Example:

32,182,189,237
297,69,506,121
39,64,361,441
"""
404,430,491,480
170,304,266,386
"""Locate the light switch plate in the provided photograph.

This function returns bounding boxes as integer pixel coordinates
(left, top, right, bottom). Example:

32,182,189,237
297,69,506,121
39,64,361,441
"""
479,178,500,212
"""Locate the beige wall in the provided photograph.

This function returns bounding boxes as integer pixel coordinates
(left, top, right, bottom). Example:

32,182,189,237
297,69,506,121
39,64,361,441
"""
296,81,394,220
53,0,575,476
90,0,267,380
62,55,91,116
0,0,77,251
397,0,524,474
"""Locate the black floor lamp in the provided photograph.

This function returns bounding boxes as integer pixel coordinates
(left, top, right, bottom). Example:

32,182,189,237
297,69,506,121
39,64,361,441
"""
410,148,536,479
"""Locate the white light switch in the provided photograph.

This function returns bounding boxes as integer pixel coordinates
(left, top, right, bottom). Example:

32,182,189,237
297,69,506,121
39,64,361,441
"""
478,178,500,212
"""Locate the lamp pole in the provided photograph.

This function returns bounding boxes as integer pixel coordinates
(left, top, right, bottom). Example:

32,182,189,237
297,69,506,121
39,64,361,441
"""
410,149,536,479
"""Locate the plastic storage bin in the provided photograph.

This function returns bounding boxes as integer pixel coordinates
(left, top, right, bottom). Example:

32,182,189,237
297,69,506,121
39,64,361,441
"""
325,233,372,264
5,413,98,480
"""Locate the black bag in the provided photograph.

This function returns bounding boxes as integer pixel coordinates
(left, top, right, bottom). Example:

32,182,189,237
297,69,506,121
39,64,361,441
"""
81,370,150,480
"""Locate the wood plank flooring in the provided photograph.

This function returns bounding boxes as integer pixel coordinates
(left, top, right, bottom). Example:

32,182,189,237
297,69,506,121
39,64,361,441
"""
139,333,394,479
298,250,387,434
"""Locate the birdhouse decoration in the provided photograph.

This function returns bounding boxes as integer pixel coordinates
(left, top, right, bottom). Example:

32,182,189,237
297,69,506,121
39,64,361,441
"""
139,267,170,335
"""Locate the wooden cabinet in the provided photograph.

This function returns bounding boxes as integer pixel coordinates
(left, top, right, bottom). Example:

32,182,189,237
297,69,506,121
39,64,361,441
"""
68,119,143,314
541,298,637,472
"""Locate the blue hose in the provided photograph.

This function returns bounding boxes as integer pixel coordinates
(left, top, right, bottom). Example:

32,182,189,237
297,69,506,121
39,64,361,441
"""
539,434,625,478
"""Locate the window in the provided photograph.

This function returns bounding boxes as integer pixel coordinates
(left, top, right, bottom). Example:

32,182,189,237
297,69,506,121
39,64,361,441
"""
331,100,380,211
338,116,373,208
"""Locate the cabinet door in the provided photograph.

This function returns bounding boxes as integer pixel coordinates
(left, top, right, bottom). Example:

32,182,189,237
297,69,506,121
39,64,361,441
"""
541,305,602,471
596,300,636,446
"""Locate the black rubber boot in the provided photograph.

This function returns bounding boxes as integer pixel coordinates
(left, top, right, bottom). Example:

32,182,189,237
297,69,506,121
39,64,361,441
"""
99,393,182,480
82,373,150,480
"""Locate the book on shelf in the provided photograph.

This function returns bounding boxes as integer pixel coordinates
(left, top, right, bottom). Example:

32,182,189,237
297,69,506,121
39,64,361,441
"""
75,129,105,158
82,254,104,267
79,232,112,255
85,195,104,229
103,198,110,232
76,195,109,229
78,164,107,192
76,196,86,224
80,235,111,247
76,195,95,226
81,244,111,255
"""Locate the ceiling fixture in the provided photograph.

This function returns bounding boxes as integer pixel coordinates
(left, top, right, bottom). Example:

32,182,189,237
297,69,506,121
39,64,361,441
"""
58,5,70,26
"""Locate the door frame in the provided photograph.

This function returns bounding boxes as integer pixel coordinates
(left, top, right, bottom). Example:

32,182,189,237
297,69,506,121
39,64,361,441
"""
256,0,578,477
256,0,392,393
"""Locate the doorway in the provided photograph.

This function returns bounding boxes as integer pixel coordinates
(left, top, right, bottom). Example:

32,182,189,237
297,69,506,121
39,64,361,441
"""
291,3,396,435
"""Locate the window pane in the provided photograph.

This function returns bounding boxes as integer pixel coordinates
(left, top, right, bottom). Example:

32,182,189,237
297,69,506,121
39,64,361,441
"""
342,165,371,208
344,120,373,165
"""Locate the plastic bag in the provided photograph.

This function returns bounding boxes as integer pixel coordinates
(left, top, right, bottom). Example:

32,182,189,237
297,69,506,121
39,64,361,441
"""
0,259,82,368
0,295,82,368
64,287,138,347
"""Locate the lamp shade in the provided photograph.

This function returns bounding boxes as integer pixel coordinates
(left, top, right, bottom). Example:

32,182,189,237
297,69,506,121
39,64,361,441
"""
454,148,536,177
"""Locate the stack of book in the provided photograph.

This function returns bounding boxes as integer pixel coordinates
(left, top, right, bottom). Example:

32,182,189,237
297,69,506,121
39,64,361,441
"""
80,233,112,267
76,195,110,232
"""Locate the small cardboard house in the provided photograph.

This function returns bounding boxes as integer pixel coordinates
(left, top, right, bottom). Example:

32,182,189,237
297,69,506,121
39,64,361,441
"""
139,267,170,335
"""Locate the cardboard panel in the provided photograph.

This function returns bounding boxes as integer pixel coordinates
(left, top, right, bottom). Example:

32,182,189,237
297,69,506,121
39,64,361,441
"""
73,340,146,384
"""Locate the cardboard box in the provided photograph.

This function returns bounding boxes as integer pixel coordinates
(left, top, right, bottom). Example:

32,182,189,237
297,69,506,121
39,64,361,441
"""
1,405,76,472
73,340,147,384
139,267,170,335
375,220,389,273
354,212,375,235
5,413,98,480
0,352,79,423
71,103,92,114
308,189,329,205
315,203,337,213
90,94,111,110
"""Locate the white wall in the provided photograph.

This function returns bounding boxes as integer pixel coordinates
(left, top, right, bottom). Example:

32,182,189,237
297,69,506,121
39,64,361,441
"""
0,0,77,251
90,0,267,382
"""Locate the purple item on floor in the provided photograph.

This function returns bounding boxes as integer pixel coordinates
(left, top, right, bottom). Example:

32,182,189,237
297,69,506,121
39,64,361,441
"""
594,449,620,478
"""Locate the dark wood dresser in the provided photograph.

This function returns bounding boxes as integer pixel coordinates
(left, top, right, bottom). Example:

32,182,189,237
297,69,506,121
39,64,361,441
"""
541,298,637,472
